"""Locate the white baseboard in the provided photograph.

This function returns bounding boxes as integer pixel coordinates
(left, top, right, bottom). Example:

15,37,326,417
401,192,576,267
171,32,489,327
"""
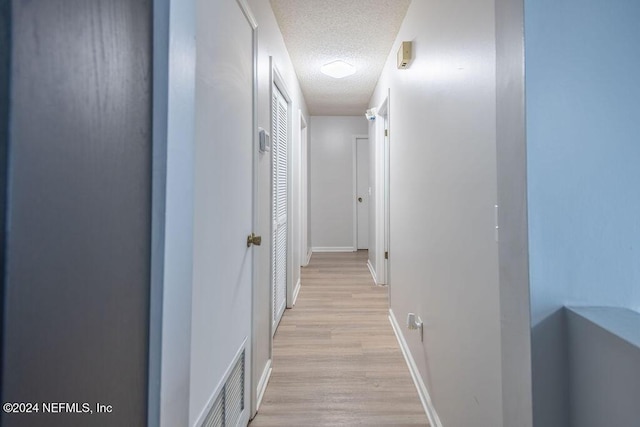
388,309,443,427
292,278,301,306
312,246,355,253
367,259,378,284
255,359,272,412
305,249,312,265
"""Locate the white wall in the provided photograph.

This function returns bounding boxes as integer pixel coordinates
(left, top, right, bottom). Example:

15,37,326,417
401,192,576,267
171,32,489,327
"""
370,1,505,426
310,116,368,251
248,0,309,415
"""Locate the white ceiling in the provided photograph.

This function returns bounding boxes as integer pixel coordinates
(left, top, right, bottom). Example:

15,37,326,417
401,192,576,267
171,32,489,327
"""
270,0,412,116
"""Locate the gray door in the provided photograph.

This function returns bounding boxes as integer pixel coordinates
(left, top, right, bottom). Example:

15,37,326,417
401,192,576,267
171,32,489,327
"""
1,1,152,426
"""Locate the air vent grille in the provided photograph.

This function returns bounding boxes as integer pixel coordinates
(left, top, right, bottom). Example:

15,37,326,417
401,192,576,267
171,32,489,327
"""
225,352,245,425
203,392,224,427
201,350,245,427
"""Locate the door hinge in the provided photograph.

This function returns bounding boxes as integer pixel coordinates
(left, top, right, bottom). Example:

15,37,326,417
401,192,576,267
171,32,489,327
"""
384,251,388,260
384,129,388,137
494,204,499,243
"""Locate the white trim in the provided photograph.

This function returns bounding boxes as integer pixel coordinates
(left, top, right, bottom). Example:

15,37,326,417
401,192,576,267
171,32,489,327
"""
312,246,355,253
292,278,301,306
388,310,442,427
367,259,378,284
248,1,259,416
236,0,257,29
255,359,272,412
194,337,249,427
271,60,292,105
305,249,312,266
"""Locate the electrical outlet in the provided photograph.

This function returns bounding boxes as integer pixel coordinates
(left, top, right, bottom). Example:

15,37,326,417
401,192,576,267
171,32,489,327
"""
407,313,424,342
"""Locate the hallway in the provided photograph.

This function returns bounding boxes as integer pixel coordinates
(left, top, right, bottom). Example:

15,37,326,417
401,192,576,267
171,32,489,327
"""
250,251,428,426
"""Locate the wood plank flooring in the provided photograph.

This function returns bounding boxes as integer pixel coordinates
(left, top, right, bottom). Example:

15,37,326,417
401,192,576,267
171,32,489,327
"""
249,251,428,426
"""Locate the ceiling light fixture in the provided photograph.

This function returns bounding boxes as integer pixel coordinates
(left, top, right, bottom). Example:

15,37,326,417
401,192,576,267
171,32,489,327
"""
320,60,356,79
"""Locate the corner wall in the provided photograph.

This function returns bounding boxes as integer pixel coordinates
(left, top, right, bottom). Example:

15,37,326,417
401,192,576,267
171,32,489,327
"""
150,0,197,425
370,0,504,425
525,1,640,426
495,0,532,425
566,307,640,427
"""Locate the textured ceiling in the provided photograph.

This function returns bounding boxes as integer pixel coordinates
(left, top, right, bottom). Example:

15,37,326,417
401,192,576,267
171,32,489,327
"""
270,0,411,116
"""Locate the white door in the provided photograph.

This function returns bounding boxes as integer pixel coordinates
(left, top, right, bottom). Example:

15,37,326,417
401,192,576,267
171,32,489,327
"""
272,85,288,334
191,0,254,425
356,137,369,249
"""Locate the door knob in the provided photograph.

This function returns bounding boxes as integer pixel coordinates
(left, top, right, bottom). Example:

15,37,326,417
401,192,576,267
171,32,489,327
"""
247,233,262,247
358,197,363,202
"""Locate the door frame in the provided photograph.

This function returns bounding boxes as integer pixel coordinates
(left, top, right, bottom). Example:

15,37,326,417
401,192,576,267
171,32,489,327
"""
352,134,369,251
150,0,199,424
245,0,260,418
299,111,309,267
382,99,390,290
269,59,292,326
374,95,389,286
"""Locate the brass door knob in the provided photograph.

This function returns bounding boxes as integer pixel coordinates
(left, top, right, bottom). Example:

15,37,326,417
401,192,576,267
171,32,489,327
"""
247,233,262,247
358,197,363,202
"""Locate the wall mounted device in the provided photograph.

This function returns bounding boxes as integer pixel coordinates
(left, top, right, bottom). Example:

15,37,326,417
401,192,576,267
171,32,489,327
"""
365,108,377,121
258,127,270,153
397,41,413,69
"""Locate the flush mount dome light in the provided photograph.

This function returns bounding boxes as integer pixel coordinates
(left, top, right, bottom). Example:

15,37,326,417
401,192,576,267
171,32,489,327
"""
320,60,356,79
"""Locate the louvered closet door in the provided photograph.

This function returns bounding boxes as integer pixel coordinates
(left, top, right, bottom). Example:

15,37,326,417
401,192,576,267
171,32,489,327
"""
272,85,288,334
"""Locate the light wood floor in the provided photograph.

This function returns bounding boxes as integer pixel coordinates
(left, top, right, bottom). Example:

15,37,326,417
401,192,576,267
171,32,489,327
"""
249,250,428,426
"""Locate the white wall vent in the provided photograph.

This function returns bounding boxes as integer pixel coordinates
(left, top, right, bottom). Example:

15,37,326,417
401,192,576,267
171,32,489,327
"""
201,350,245,427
